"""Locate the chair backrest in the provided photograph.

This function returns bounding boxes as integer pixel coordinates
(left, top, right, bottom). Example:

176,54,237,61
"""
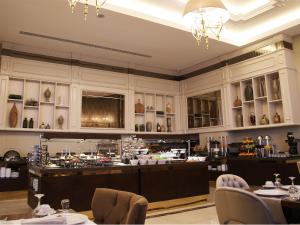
216,174,250,190
91,188,148,224
215,187,275,224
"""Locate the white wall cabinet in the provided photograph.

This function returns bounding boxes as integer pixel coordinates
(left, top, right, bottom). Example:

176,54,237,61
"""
0,46,299,134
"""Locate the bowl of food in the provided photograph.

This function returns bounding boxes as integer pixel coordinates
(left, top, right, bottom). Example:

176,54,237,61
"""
130,159,139,166
147,159,157,165
139,159,147,165
157,159,167,165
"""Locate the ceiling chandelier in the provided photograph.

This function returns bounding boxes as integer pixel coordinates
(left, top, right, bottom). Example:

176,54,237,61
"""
183,0,230,48
68,0,107,20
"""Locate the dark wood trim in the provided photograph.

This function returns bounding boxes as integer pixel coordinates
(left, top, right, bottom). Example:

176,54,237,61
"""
0,41,293,81
42,132,199,140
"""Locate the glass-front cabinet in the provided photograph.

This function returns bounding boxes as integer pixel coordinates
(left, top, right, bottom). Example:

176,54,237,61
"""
187,90,223,129
81,90,125,128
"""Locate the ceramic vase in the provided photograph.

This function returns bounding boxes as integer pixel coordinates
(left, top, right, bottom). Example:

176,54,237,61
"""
135,99,144,113
156,123,161,132
273,112,281,123
272,78,281,100
236,112,243,127
57,115,64,129
146,122,152,132
166,103,172,113
250,112,256,126
260,114,270,125
244,84,253,101
44,88,51,102
233,96,242,107
9,103,18,128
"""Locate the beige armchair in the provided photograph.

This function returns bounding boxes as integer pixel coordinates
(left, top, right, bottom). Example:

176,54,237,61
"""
91,188,148,224
216,174,250,190
215,187,277,224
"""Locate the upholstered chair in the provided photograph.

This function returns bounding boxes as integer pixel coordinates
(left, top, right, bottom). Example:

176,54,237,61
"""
215,187,277,224
91,188,148,224
216,174,250,190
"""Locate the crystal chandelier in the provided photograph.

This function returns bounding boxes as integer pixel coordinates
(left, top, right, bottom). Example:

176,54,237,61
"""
68,0,107,20
183,0,230,48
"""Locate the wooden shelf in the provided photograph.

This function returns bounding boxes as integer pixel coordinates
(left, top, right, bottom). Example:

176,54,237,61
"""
7,99,23,102
24,105,39,109
55,105,70,109
40,101,55,105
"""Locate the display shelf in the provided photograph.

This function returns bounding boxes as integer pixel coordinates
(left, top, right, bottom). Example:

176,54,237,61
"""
5,77,71,131
134,92,176,133
230,72,284,129
187,90,222,129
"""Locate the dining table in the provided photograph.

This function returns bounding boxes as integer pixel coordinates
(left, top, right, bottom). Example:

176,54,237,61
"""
0,212,96,225
252,186,300,224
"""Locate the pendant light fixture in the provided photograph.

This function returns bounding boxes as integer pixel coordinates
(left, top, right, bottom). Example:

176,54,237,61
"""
183,0,230,48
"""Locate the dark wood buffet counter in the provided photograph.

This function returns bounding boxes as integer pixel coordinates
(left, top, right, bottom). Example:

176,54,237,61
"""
28,162,209,211
227,157,300,185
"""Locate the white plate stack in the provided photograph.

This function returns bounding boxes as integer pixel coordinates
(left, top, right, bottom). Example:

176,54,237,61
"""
5,168,11,178
0,167,5,178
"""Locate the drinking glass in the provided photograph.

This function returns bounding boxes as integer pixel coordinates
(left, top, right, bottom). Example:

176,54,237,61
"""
32,194,44,217
288,177,299,201
274,173,281,189
61,199,70,212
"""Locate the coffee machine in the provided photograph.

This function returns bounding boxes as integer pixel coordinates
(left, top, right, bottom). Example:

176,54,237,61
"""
286,132,298,155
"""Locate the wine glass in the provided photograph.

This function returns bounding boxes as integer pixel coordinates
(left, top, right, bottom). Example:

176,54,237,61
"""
288,177,299,201
274,173,281,189
32,194,44,217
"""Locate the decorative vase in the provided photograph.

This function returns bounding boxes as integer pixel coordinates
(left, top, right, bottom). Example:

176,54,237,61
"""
9,103,18,128
139,124,145,132
156,123,161,132
233,96,242,107
135,99,144,113
273,112,281,123
166,103,172,113
57,115,64,129
272,78,281,100
44,88,51,102
236,112,243,127
29,118,34,128
250,112,256,126
258,79,266,97
167,117,172,132
260,114,270,125
146,122,152,132
39,122,46,129
244,84,253,101
23,117,28,128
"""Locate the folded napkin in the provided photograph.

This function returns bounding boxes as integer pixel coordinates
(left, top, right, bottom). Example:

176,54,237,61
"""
21,216,66,225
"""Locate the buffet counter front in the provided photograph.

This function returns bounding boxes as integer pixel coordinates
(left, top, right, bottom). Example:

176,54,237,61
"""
28,162,209,211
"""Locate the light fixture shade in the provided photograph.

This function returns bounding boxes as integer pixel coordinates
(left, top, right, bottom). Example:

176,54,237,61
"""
183,0,230,47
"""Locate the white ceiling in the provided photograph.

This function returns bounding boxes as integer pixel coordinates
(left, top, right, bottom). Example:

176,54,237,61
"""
0,0,299,75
